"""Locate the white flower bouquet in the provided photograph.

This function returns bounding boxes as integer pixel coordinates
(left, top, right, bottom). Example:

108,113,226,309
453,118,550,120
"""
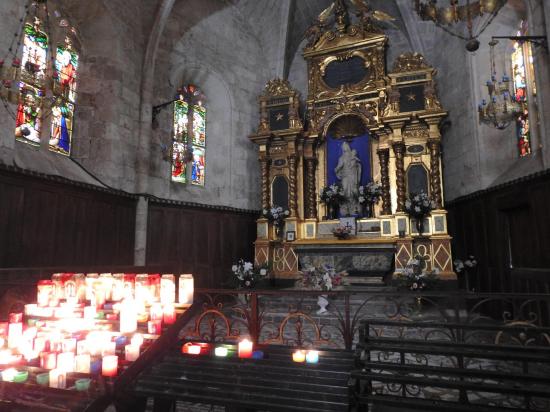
320,184,345,205
404,191,436,219
358,181,382,205
299,264,347,291
394,255,438,291
232,259,268,288
262,205,290,227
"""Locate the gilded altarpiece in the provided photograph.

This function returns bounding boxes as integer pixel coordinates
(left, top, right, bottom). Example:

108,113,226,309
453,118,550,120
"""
249,2,454,281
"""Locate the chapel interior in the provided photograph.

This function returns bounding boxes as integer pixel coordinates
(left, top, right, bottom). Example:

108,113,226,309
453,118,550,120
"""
0,1,549,411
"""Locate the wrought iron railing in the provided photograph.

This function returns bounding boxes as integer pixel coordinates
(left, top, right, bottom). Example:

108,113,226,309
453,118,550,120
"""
183,289,550,350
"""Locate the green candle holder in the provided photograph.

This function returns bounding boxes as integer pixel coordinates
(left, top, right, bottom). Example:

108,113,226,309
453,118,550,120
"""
36,372,49,386
13,370,28,383
75,378,91,391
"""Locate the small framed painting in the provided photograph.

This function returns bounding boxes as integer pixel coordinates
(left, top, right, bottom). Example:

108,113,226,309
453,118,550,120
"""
286,231,296,242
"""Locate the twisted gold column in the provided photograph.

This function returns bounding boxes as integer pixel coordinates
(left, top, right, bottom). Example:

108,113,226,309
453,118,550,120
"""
428,139,443,208
288,155,298,216
304,158,318,219
377,148,391,215
260,158,270,210
393,142,406,212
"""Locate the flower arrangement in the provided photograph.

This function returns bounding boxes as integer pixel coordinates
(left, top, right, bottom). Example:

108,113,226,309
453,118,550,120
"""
404,192,435,234
299,264,347,291
262,205,290,227
332,225,352,240
454,256,478,273
404,192,436,219
393,255,439,291
320,184,345,205
358,181,382,205
454,255,478,291
232,259,268,289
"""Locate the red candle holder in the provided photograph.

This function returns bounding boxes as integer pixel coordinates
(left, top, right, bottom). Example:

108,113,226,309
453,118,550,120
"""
9,313,23,323
147,319,162,335
182,342,209,355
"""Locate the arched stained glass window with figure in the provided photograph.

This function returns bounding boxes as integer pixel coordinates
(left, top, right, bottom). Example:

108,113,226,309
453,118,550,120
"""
171,85,206,186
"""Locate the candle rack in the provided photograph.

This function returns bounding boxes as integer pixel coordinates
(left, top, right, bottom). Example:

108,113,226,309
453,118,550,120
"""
0,271,195,410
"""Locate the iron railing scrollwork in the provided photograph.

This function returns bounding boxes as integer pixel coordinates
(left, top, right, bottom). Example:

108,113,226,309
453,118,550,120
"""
183,289,550,351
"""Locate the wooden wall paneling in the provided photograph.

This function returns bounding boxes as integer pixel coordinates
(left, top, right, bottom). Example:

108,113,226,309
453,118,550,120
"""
53,193,81,266
145,202,258,288
21,188,58,267
448,172,550,293
146,207,164,266
0,169,137,269
0,180,24,265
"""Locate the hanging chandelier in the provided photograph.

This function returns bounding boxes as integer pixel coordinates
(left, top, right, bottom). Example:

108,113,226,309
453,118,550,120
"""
413,0,507,51
478,40,521,129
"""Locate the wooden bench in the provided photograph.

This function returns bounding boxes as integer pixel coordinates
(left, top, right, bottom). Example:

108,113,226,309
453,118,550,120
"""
130,344,354,412
350,319,550,412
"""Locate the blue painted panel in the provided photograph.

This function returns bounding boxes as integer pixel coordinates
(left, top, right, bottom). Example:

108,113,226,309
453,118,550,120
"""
326,133,371,187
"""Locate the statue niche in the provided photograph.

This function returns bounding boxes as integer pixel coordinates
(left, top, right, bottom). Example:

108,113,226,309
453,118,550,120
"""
326,114,371,217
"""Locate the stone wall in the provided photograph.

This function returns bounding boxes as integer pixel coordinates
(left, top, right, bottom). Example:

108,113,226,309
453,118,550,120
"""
0,0,152,191
148,0,271,209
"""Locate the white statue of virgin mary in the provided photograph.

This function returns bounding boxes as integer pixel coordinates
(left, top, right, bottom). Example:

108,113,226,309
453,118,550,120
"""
334,142,362,216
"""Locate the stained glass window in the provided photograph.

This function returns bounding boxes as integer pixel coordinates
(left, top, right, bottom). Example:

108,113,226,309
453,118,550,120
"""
50,41,79,155
171,142,187,183
15,19,80,156
192,147,205,186
172,100,189,182
171,86,206,185
512,23,534,157
192,105,206,146
15,21,48,145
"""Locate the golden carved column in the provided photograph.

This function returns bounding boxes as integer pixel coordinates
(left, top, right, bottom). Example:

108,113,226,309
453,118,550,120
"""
428,139,443,208
393,142,406,212
288,154,298,216
304,158,318,219
260,157,270,210
377,148,391,215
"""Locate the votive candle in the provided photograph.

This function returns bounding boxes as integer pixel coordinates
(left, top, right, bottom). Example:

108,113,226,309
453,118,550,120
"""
2,367,17,382
238,339,253,358
57,352,75,372
76,340,88,355
149,303,163,321
62,338,77,353
102,341,116,357
214,347,228,357
49,368,66,388
160,274,176,305
34,337,46,353
186,344,201,355
131,333,144,348
306,350,319,364
40,352,57,369
102,355,118,377
163,304,176,325
8,322,22,349
119,298,138,334
178,274,194,304
83,306,96,320
125,344,140,361
147,320,162,335
8,313,22,323
75,354,91,373
85,273,98,301
292,350,306,363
